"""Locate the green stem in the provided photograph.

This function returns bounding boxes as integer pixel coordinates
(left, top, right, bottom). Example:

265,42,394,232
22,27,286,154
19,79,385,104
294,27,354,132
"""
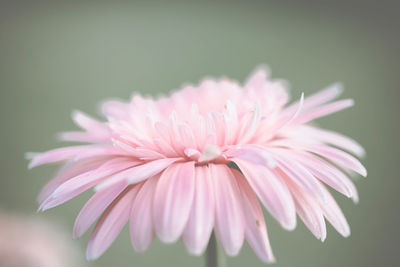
205,232,227,267
205,232,218,267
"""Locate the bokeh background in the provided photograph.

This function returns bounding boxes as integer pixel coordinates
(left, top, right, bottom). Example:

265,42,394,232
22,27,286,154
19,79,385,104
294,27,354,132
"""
0,0,399,266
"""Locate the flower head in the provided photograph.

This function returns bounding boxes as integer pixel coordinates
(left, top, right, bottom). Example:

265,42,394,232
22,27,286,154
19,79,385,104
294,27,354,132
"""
28,67,366,263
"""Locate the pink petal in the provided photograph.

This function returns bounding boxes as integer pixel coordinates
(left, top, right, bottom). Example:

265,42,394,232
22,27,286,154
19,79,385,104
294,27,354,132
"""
293,99,354,124
245,67,269,89
154,122,178,155
319,184,350,237
226,145,276,168
184,148,201,161
284,83,343,114
296,125,365,157
290,150,356,199
233,159,296,230
237,103,261,144
347,179,359,204
28,145,116,169
100,100,130,120
210,164,244,256
222,100,239,145
58,111,110,143
284,177,326,241
276,92,304,130
305,145,367,177
204,113,217,146
37,157,106,203
153,162,195,243
178,123,197,149
273,152,328,202
183,166,215,255
210,112,227,146
153,137,177,157
130,175,159,252
86,185,141,260
73,181,128,239
94,158,181,191
39,159,138,211
112,139,166,160
72,110,108,133
233,169,275,263
168,111,187,154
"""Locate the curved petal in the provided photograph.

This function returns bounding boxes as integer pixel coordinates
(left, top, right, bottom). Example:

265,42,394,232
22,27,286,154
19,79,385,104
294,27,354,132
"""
72,110,108,134
39,159,138,211
284,177,326,241
73,181,128,239
233,169,275,263
226,145,276,168
294,125,365,157
37,157,107,203
293,99,354,124
183,165,215,255
237,103,261,144
95,158,181,191
153,162,195,243
273,152,328,202
288,150,357,199
210,164,244,256
319,184,350,237
86,185,141,260
28,145,116,169
284,83,343,114
130,175,159,252
305,145,367,177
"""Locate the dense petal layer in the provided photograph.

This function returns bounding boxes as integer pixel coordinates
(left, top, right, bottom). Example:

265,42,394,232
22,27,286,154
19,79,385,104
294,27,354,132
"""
95,158,181,191
233,158,296,230
37,157,107,203
39,158,138,211
86,185,141,260
73,181,128,239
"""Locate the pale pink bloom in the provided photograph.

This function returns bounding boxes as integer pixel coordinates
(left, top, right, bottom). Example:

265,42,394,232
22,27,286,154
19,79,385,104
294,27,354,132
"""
28,67,366,263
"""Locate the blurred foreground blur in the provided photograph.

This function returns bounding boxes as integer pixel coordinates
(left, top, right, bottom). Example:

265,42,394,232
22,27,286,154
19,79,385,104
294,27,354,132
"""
0,212,84,267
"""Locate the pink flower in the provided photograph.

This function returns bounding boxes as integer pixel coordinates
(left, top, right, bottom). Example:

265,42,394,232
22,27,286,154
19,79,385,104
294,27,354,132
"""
28,67,366,263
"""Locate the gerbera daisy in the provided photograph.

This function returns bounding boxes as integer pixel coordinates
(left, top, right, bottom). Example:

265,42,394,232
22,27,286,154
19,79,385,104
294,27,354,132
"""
28,67,366,263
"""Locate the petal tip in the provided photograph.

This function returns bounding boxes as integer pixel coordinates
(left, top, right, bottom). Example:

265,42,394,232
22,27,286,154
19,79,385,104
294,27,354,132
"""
72,226,81,240
281,218,297,231
86,242,102,261
26,152,40,169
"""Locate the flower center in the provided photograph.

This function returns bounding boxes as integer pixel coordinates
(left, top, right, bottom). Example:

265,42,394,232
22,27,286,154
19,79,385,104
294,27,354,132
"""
184,144,228,165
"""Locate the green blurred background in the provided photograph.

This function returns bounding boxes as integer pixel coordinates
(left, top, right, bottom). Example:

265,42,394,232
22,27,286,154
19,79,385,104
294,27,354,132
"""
0,0,399,266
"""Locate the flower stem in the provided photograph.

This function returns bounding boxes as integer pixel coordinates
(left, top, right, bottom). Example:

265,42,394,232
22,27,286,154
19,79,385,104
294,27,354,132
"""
205,232,227,267
205,232,218,267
